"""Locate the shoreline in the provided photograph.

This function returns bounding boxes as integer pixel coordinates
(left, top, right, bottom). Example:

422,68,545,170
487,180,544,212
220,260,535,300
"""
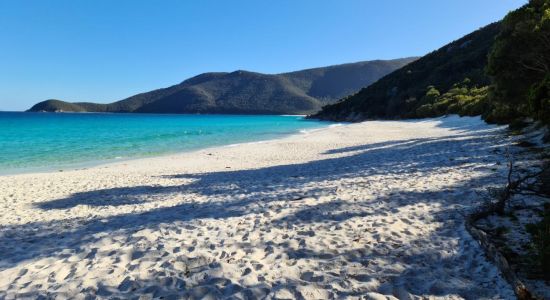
0,120,337,177
0,115,517,298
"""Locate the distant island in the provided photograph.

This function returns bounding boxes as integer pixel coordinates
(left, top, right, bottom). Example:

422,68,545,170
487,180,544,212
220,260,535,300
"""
27,58,416,115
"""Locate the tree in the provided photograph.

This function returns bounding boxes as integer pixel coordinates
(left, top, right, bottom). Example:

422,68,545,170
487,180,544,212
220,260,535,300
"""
487,0,550,124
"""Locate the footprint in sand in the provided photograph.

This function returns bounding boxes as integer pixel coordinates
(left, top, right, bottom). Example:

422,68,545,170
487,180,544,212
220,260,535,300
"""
400,218,412,225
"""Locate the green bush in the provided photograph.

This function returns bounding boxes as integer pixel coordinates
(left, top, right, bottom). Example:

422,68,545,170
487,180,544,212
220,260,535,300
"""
446,103,460,114
460,99,483,116
414,80,489,118
433,100,451,114
416,104,436,118
528,75,550,124
483,103,518,124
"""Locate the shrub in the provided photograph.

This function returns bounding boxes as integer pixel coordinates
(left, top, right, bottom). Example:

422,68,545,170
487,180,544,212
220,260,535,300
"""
508,118,530,131
528,75,550,125
483,103,518,124
459,95,489,116
416,104,436,118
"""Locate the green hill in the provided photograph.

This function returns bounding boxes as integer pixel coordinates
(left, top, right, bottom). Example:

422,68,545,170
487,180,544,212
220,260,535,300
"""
313,0,549,126
28,58,416,115
311,22,501,121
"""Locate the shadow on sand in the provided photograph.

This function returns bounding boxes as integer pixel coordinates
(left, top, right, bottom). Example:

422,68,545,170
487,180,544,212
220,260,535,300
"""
0,119,514,298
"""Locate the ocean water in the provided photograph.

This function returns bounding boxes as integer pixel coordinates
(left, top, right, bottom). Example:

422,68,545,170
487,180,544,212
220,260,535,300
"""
0,112,330,174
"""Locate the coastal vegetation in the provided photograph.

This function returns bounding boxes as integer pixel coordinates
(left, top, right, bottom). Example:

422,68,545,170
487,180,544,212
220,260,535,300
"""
27,58,416,115
311,22,499,121
414,79,490,118
313,0,550,128
486,0,550,125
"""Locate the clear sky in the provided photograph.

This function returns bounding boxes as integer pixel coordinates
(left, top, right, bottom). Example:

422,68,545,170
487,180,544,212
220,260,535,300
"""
0,0,526,111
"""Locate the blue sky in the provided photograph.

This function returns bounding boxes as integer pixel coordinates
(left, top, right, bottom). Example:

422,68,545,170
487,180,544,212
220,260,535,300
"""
0,0,526,111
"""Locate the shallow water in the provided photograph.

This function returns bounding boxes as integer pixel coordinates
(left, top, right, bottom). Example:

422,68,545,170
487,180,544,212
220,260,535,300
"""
0,112,329,173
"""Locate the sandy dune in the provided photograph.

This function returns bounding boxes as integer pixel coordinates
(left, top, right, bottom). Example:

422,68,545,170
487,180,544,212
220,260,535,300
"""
0,116,516,299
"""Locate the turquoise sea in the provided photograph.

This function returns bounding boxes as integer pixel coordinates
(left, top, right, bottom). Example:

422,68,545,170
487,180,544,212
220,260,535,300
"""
0,112,330,174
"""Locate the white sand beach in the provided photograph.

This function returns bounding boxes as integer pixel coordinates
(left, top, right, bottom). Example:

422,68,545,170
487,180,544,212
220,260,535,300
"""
0,116,517,299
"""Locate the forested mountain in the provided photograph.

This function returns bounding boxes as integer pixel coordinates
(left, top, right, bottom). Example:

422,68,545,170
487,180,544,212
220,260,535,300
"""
312,0,550,126
27,58,416,115
311,23,501,121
